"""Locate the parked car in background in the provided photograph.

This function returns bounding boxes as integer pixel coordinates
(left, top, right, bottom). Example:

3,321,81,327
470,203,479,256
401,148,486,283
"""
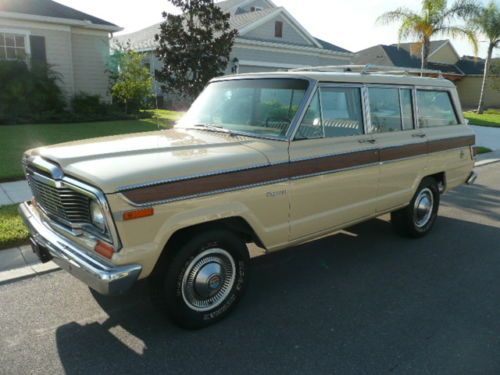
19,66,476,329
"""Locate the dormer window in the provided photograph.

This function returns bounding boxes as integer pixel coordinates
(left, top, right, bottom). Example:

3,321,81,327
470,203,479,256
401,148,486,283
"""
250,6,263,12
275,21,283,38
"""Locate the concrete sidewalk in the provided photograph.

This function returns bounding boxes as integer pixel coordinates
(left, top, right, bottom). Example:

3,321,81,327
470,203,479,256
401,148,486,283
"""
475,149,500,167
0,245,59,285
471,125,500,151
0,180,31,207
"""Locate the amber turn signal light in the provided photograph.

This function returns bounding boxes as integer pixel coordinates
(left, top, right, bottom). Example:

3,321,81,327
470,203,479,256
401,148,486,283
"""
95,240,115,259
123,207,154,221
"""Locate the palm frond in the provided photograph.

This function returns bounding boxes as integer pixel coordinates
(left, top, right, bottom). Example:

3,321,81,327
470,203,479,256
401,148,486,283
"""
377,8,419,25
441,0,480,22
397,15,426,42
436,25,479,55
472,2,500,42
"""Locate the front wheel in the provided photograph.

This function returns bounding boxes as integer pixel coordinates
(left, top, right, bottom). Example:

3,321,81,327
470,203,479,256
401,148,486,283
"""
391,177,440,238
151,230,249,329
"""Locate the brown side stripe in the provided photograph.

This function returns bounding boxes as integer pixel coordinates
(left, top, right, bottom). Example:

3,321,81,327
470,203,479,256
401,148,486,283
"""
428,135,475,153
380,142,428,162
122,135,474,205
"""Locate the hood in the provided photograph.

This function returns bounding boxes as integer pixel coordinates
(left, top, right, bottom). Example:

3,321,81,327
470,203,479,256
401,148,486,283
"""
27,128,271,193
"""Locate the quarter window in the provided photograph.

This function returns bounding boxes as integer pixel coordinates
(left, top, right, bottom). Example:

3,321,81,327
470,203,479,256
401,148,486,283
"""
369,87,402,133
0,32,29,62
417,90,458,127
295,91,323,139
321,87,364,138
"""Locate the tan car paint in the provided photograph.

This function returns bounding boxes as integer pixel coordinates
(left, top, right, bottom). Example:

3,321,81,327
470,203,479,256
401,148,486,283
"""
27,129,270,193
24,72,475,280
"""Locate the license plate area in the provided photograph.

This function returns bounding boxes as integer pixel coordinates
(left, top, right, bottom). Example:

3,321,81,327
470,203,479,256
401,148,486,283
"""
30,238,53,263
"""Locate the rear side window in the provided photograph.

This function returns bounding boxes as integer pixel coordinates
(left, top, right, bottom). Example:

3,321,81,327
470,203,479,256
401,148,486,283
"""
368,87,402,133
417,90,458,127
321,87,364,138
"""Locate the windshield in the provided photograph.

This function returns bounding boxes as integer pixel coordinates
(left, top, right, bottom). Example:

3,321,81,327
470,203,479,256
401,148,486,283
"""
177,78,310,139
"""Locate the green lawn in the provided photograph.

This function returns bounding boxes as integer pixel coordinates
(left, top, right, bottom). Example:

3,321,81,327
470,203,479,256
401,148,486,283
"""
475,146,492,155
464,111,500,128
0,110,184,182
0,204,29,250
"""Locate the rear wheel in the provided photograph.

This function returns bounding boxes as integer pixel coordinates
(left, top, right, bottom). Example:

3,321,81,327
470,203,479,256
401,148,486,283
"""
150,229,249,329
391,177,440,238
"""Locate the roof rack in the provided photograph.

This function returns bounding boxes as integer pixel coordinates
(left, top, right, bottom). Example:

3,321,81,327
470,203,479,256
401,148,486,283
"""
289,64,444,78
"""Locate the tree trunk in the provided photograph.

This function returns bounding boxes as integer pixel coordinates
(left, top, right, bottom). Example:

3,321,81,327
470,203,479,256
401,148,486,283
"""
421,37,431,73
477,43,494,114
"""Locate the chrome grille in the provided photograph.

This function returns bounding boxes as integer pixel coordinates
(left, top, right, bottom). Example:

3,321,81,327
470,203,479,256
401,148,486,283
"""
27,171,91,225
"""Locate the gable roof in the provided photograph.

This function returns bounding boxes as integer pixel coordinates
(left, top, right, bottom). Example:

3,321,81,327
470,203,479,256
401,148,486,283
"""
114,4,351,56
456,56,487,75
393,39,461,65
237,7,323,48
383,45,462,74
354,44,463,75
315,37,351,54
0,0,120,31
396,40,449,56
217,0,275,14
230,6,276,29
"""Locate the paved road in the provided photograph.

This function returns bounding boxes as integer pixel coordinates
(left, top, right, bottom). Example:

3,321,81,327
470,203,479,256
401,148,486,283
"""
1,164,500,375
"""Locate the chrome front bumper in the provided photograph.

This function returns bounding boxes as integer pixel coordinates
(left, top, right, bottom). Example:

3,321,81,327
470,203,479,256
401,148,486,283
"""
18,201,142,295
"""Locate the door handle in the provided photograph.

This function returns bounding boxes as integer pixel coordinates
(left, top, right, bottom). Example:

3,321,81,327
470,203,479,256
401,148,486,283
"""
359,139,376,144
412,133,426,138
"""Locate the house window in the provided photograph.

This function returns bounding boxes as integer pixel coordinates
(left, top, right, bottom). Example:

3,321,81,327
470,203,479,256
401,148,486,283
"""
275,21,283,38
0,31,29,62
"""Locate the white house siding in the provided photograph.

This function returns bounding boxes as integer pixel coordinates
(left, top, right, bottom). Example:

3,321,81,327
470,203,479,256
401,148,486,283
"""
0,19,75,97
456,76,500,109
71,29,111,100
230,43,350,73
243,15,314,47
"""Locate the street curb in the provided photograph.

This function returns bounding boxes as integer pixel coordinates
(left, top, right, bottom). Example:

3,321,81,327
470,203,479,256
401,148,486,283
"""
475,158,500,168
0,262,60,286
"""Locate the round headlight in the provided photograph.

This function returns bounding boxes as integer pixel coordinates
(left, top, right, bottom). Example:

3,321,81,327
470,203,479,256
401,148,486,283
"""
90,201,107,233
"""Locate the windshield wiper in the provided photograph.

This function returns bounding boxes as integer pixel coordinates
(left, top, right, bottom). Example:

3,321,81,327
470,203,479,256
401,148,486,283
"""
191,123,236,136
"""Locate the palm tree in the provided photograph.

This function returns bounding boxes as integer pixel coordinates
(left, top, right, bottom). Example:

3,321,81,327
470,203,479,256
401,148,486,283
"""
378,0,479,71
472,2,500,114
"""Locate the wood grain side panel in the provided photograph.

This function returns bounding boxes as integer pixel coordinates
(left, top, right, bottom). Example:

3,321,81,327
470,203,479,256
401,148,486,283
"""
428,135,475,153
289,150,379,178
380,142,428,162
121,135,474,205
123,164,290,204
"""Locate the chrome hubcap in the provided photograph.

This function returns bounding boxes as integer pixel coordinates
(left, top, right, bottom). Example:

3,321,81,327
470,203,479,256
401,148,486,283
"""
181,248,236,312
414,188,434,228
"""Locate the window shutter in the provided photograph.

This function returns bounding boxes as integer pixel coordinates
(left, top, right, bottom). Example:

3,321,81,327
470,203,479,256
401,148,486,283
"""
275,21,283,38
29,35,46,64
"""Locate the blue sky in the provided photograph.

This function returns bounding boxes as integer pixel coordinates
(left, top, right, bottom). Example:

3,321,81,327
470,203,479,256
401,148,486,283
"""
59,0,498,58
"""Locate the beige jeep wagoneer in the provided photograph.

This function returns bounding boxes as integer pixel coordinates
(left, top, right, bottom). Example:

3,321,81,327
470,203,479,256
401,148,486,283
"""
19,65,477,328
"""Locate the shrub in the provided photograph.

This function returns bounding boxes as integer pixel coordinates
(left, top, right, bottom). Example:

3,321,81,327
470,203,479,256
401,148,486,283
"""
0,60,66,124
71,93,107,115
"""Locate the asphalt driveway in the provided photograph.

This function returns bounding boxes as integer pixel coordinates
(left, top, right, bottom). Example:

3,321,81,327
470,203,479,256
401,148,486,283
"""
1,163,499,375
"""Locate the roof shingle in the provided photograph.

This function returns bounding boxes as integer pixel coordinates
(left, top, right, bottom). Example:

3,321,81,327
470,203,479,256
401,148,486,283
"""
0,0,119,28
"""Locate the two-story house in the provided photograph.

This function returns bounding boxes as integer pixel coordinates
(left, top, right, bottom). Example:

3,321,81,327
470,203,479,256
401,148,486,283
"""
0,0,121,100
114,0,352,102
